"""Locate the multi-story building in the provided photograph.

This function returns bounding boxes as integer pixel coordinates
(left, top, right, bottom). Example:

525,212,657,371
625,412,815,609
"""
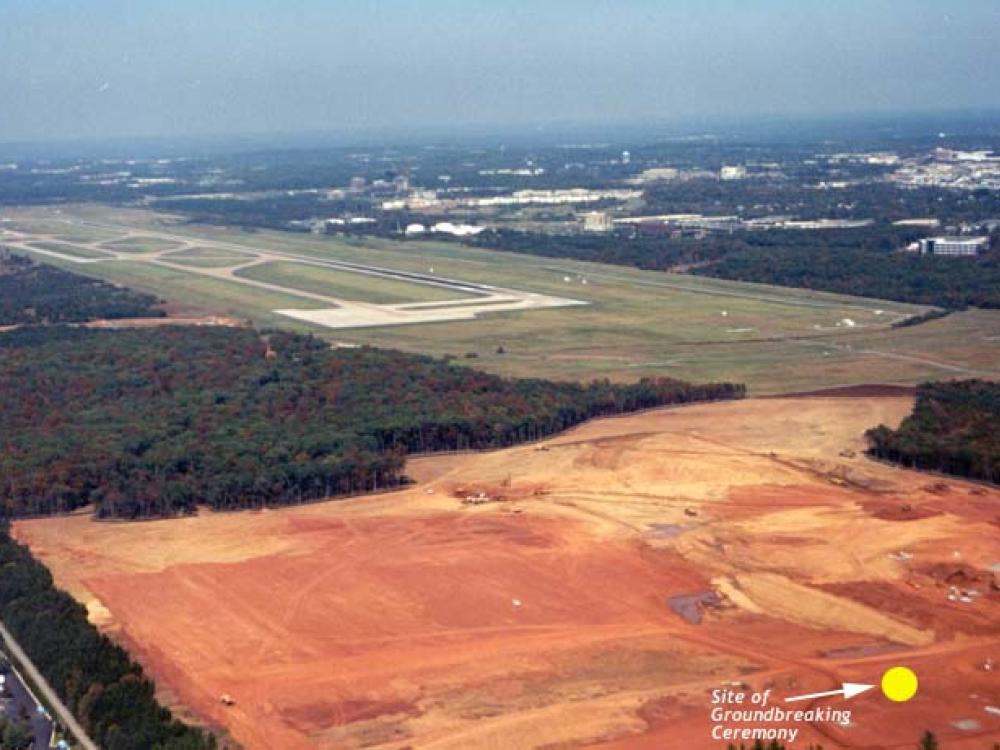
917,236,989,256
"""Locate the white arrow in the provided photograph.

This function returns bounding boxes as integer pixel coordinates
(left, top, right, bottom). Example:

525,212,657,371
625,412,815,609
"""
784,683,875,703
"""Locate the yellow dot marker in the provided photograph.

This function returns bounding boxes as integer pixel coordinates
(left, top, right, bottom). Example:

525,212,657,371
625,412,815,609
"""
881,666,918,702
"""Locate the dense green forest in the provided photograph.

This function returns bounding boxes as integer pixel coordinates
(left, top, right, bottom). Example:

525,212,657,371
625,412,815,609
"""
0,251,165,325
866,380,1000,484
0,326,744,519
694,242,1000,309
467,227,1000,309
0,523,216,750
0,716,31,750
468,228,741,270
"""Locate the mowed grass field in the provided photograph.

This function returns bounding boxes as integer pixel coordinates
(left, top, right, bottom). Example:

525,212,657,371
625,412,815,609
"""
161,247,259,267
6,204,1000,394
15,254,331,329
100,236,186,253
235,260,479,304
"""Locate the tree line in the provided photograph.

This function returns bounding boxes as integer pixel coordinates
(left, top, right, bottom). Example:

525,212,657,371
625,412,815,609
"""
695,240,1000,310
866,380,1000,484
0,250,165,325
0,716,31,750
465,225,1000,310
0,522,216,750
643,178,1000,225
467,227,741,271
0,325,744,519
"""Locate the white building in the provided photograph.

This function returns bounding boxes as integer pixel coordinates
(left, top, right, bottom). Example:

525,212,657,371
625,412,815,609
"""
893,218,940,228
431,222,484,237
637,167,679,183
582,211,613,233
917,236,989,257
720,165,747,181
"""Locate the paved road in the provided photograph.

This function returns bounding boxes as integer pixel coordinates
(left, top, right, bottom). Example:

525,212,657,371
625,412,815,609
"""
544,264,914,316
0,621,98,750
3,222,588,330
0,656,54,749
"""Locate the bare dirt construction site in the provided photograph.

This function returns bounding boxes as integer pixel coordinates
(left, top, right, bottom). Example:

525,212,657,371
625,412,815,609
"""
14,394,1000,750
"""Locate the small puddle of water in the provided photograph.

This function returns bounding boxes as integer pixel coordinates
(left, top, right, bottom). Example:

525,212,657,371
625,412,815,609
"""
668,591,721,624
647,523,687,540
951,719,980,732
821,642,909,659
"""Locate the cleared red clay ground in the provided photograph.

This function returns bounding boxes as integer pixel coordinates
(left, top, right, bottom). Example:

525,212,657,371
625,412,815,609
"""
14,396,1000,750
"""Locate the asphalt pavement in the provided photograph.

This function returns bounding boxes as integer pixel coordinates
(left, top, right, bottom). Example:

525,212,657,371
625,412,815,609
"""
0,656,54,749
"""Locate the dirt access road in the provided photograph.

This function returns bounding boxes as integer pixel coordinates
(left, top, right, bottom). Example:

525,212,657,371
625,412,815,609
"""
14,395,1000,749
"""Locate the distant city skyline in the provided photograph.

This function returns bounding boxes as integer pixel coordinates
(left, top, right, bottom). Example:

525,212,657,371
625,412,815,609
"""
2,0,999,143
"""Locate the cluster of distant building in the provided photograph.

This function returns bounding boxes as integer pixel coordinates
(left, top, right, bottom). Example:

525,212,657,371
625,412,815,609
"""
629,164,753,185
383,187,641,212
478,167,546,177
581,210,993,257
889,148,1000,191
291,217,486,238
581,211,873,235
292,147,999,254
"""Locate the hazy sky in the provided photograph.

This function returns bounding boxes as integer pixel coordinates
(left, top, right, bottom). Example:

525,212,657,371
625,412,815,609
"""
2,0,999,143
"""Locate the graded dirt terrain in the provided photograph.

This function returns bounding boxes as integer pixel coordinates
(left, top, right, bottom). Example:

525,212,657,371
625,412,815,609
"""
14,396,1000,750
